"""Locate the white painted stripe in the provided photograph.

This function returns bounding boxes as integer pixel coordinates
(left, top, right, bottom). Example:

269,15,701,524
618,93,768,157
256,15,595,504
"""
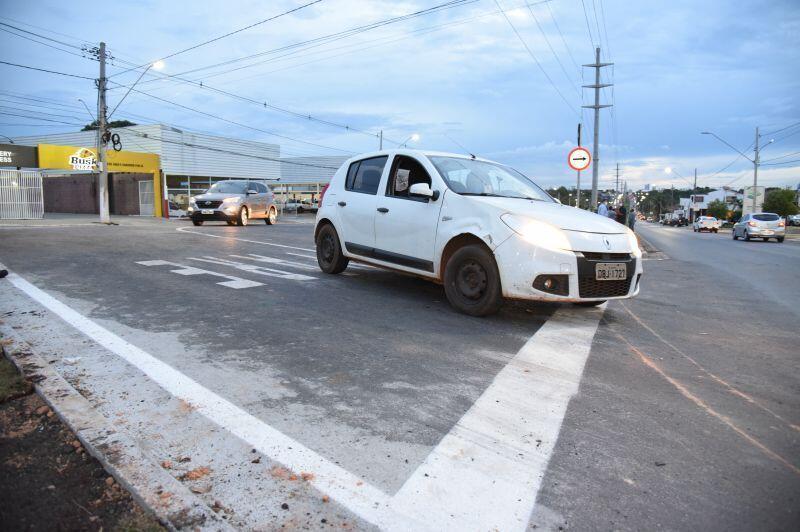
285,252,374,271
188,256,317,281
232,253,318,271
136,260,263,289
388,305,604,531
177,226,314,252
4,272,394,527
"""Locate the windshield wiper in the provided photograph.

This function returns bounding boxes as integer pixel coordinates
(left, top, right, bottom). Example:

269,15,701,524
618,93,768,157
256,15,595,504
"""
461,192,543,201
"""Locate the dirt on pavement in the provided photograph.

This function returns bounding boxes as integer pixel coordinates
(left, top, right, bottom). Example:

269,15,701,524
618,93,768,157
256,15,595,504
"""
0,353,164,531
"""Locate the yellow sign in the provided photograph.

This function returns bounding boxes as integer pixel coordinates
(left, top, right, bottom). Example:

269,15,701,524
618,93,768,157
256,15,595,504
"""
37,144,162,217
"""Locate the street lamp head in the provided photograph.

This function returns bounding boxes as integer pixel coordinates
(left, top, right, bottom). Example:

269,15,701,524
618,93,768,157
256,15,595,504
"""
151,60,166,71
700,131,710,135
410,133,420,142
664,167,672,174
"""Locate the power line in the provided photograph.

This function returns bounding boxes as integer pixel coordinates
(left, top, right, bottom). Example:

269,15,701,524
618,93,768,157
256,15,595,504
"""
762,121,800,137
544,0,581,75
0,27,88,59
136,0,475,82
579,0,596,49
597,0,612,60
493,0,580,117
110,0,325,77
525,2,580,94
108,80,355,154
0,22,86,51
761,158,800,166
761,150,800,163
125,129,341,169
0,59,94,79
0,111,84,125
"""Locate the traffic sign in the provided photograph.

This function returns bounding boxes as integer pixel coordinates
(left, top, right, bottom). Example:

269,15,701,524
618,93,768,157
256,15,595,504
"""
568,147,591,171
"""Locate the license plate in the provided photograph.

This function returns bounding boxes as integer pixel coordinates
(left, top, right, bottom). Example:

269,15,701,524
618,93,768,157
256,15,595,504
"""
596,263,627,281
201,209,214,215
763,230,773,235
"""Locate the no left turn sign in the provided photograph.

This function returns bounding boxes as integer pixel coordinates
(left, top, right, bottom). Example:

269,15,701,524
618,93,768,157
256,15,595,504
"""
568,147,591,171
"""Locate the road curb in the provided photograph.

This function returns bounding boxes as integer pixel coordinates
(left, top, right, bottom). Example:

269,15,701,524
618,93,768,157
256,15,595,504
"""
0,327,233,532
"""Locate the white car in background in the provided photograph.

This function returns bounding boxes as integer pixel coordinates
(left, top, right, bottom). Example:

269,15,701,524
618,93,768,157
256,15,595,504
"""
693,216,721,233
314,149,643,316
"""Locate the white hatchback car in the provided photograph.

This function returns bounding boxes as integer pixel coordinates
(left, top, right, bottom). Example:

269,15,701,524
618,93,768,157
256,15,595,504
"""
314,150,643,316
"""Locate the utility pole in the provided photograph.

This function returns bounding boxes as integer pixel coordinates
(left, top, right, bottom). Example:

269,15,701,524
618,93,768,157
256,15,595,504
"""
752,126,759,213
576,123,581,208
615,163,620,201
96,42,110,224
691,168,697,222
379,130,383,150
582,47,613,209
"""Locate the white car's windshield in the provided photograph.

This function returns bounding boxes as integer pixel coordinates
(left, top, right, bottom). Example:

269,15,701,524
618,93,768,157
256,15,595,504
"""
207,181,248,194
428,156,554,202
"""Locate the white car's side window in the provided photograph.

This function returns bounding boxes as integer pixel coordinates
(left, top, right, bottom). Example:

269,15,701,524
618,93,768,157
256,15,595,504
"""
345,156,388,195
385,155,432,200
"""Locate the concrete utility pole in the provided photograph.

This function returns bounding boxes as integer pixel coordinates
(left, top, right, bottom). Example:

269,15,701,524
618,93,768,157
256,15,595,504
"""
582,47,613,210
753,126,759,213
615,163,620,200
576,123,581,208
379,130,383,150
96,42,110,224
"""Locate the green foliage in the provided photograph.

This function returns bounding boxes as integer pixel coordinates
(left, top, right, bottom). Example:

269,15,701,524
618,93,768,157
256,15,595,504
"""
81,119,137,131
762,189,799,217
706,199,728,220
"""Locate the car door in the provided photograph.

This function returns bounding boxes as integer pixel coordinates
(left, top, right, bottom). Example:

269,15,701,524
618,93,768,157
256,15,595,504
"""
373,154,443,273
256,182,269,217
338,155,389,256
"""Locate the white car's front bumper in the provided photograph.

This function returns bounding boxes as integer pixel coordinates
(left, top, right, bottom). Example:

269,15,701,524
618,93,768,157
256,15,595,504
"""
493,233,643,302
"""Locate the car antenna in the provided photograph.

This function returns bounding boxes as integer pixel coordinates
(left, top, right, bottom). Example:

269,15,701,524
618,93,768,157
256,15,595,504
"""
443,132,477,159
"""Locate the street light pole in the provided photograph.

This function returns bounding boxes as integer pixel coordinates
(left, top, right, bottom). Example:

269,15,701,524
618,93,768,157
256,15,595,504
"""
753,126,759,213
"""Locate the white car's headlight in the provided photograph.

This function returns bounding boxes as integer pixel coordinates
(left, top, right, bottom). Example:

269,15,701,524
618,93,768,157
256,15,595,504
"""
627,229,642,258
501,214,572,251
222,196,242,204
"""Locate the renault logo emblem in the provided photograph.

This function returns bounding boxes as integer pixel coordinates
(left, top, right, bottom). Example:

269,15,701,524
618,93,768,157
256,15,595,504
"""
603,236,611,249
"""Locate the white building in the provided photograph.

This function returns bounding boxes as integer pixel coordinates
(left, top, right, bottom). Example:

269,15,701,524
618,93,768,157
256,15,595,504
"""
680,188,743,219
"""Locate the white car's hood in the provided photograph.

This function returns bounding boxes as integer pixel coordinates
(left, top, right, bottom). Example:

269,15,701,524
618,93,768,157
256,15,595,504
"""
470,196,628,234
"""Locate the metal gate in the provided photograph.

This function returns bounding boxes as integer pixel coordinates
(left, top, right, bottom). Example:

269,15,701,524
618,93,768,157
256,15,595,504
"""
138,179,154,216
0,169,44,219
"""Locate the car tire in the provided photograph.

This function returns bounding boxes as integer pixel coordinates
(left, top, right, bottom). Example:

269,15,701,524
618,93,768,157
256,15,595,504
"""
237,207,249,226
573,300,606,307
316,224,349,274
777,237,785,243
298,207,304,214
226,220,236,226
443,244,503,317
744,230,751,241
265,207,277,225
732,230,738,240
192,219,204,226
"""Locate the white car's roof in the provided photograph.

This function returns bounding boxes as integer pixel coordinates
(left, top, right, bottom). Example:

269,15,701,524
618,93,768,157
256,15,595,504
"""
346,148,499,165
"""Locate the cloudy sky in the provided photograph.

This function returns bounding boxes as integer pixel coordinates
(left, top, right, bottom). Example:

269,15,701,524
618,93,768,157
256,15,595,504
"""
1,0,798,190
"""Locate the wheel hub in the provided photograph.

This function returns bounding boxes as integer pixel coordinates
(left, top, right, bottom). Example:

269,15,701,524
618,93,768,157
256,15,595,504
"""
321,234,335,262
456,260,487,300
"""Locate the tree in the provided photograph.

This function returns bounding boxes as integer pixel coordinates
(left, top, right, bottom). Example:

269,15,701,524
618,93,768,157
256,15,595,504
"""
706,199,728,220
81,119,137,131
762,188,799,217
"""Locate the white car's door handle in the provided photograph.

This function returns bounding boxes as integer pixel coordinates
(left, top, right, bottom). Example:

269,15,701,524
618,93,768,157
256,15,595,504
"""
377,207,389,213
338,201,346,207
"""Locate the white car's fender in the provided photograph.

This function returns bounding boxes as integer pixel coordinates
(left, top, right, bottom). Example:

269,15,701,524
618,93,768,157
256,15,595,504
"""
432,190,515,278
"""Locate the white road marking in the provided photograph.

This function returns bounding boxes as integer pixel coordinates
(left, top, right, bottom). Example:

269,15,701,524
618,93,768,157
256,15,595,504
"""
188,256,316,281
176,226,314,252
285,252,374,271
231,253,318,271
5,272,398,528
388,305,605,531
136,260,262,289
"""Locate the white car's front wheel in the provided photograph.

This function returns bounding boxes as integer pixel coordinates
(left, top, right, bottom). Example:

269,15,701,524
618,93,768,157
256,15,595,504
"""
443,245,503,317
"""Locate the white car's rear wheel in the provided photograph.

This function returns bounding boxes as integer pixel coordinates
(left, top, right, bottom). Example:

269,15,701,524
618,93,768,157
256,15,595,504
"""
316,224,348,274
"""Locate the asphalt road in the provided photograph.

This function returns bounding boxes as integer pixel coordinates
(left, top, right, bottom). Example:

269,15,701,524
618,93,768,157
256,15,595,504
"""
635,222,800,318
0,215,797,530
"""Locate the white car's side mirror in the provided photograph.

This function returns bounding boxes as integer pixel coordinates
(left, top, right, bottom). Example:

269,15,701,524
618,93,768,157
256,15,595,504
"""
409,183,439,201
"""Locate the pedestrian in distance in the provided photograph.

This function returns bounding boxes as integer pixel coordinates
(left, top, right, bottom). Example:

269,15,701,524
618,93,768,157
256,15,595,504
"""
597,199,609,218
628,209,636,231
616,204,627,225
607,204,617,220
